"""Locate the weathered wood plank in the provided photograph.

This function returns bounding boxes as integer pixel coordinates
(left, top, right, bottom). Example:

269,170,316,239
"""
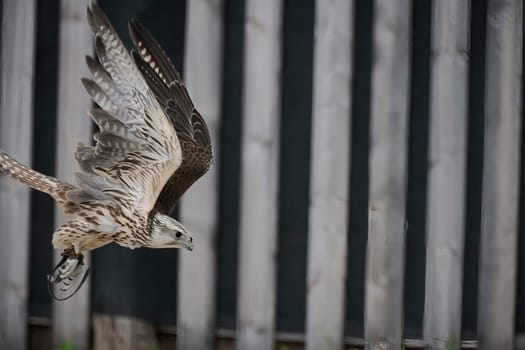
423,1,470,349
364,0,412,349
236,0,283,349
177,0,223,349
305,0,353,349
478,0,522,349
93,314,157,350
52,1,93,349
0,0,37,349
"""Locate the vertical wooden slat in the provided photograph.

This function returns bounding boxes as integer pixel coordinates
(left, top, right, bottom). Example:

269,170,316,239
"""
423,1,470,349
236,0,282,349
0,0,37,349
364,0,412,349
478,0,522,349
177,0,223,349
52,1,92,349
305,0,353,349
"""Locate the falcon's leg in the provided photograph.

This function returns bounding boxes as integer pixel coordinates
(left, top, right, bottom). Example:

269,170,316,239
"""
48,219,114,300
62,243,84,264
52,219,114,252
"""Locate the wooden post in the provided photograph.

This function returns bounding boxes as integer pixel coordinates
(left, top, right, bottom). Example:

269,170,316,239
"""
0,0,37,349
305,0,353,349
177,0,223,349
236,0,283,349
93,314,157,350
423,1,470,349
478,0,522,349
364,0,412,349
52,1,93,349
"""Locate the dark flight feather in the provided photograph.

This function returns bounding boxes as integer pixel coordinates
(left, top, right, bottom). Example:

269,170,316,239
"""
128,17,213,215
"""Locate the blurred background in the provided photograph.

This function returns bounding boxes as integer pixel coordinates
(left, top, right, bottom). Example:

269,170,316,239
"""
0,0,524,349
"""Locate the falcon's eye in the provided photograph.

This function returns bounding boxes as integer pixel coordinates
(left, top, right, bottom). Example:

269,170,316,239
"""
175,232,182,238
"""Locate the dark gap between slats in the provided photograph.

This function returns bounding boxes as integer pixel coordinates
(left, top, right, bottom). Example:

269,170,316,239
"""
404,0,431,339
29,0,60,319
345,0,373,338
276,0,315,334
461,0,487,338
216,0,245,331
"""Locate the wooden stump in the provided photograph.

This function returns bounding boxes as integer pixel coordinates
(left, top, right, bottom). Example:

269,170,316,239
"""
93,314,157,350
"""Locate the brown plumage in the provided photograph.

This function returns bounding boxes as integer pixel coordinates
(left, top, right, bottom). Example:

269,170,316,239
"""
128,18,213,214
0,4,212,297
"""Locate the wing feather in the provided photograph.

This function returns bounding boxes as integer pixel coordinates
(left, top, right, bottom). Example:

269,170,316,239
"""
128,18,182,84
71,4,182,214
128,17,213,214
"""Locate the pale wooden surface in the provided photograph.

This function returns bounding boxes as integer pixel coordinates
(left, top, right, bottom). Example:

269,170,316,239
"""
236,0,283,349
93,314,156,350
423,1,470,349
177,0,223,349
0,0,37,349
305,0,353,349
52,1,93,349
478,0,523,349
364,0,412,349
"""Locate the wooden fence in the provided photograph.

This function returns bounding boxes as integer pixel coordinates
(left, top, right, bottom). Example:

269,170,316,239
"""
0,0,523,349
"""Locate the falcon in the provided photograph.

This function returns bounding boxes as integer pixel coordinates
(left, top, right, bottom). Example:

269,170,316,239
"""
0,4,212,299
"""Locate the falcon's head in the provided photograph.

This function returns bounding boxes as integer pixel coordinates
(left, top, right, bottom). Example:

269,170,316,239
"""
150,213,194,251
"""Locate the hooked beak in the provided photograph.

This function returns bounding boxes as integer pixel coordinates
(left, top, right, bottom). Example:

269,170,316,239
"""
184,237,194,251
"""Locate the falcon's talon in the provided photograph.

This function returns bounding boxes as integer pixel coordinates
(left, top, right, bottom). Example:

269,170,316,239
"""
61,245,79,258
77,253,85,265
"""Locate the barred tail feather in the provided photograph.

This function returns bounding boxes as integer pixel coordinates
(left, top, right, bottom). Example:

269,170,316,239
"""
0,151,75,201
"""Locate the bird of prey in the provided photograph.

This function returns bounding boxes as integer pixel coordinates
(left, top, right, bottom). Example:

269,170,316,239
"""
0,4,212,299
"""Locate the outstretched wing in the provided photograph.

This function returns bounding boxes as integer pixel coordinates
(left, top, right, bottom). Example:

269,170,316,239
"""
128,18,213,215
68,4,182,215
